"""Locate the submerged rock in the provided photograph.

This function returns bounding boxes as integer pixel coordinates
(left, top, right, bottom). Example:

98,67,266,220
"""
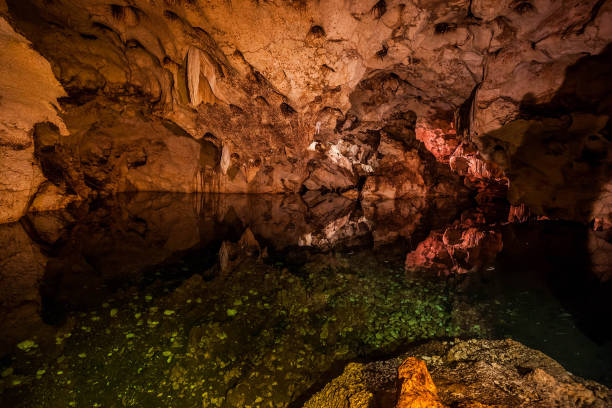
219,227,262,274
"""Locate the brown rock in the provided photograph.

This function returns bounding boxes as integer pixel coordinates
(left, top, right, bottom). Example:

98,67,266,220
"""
28,182,80,213
431,339,612,408
342,189,360,200
303,160,357,192
362,135,465,201
0,16,67,223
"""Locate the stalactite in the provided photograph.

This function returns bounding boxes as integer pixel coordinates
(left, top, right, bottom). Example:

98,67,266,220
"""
186,46,201,107
220,144,231,175
199,51,223,104
186,46,221,106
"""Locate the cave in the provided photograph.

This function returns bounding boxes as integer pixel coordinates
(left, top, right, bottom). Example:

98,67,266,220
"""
0,0,610,407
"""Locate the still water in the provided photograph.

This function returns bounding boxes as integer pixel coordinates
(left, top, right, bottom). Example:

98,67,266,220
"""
0,192,610,407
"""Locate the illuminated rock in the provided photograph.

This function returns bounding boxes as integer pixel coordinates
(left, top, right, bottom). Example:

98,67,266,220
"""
396,357,446,408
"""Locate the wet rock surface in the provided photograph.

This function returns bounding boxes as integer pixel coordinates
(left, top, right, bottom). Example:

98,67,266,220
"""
429,339,611,408
306,339,612,408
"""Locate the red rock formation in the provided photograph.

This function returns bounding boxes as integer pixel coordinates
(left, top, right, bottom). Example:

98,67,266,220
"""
416,119,507,194
415,122,459,164
449,143,505,183
405,232,451,273
406,224,503,275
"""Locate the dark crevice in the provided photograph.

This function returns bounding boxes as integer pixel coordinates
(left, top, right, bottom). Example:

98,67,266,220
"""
456,82,481,139
110,4,125,21
370,0,387,19
280,102,297,116
308,25,325,38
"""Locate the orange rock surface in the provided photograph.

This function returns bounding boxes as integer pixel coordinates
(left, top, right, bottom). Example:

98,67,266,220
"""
396,357,446,408
396,357,494,408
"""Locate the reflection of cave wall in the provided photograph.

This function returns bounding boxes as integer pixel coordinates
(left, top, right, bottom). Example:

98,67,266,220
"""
0,191,465,333
0,222,51,354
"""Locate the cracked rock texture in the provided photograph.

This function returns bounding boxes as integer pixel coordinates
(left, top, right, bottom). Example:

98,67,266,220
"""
0,0,610,225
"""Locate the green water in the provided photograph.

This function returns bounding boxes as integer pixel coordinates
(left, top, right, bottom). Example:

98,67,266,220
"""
0,193,609,407
1,250,467,407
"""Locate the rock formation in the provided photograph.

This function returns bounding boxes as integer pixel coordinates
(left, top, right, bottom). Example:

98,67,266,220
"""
304,339,612,408
405,208,504,275
0,9,67,223
0,0,608,226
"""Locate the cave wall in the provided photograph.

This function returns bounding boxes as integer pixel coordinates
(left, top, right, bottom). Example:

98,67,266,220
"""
0,4,68,223
0,0,610,226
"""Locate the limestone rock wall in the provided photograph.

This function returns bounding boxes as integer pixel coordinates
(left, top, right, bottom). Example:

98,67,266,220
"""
0,0,610,225
0,9,67,223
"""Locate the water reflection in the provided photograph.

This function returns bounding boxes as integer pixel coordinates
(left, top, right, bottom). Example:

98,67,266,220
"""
0,192,610,406
7,192,466,331
405,209,504,275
